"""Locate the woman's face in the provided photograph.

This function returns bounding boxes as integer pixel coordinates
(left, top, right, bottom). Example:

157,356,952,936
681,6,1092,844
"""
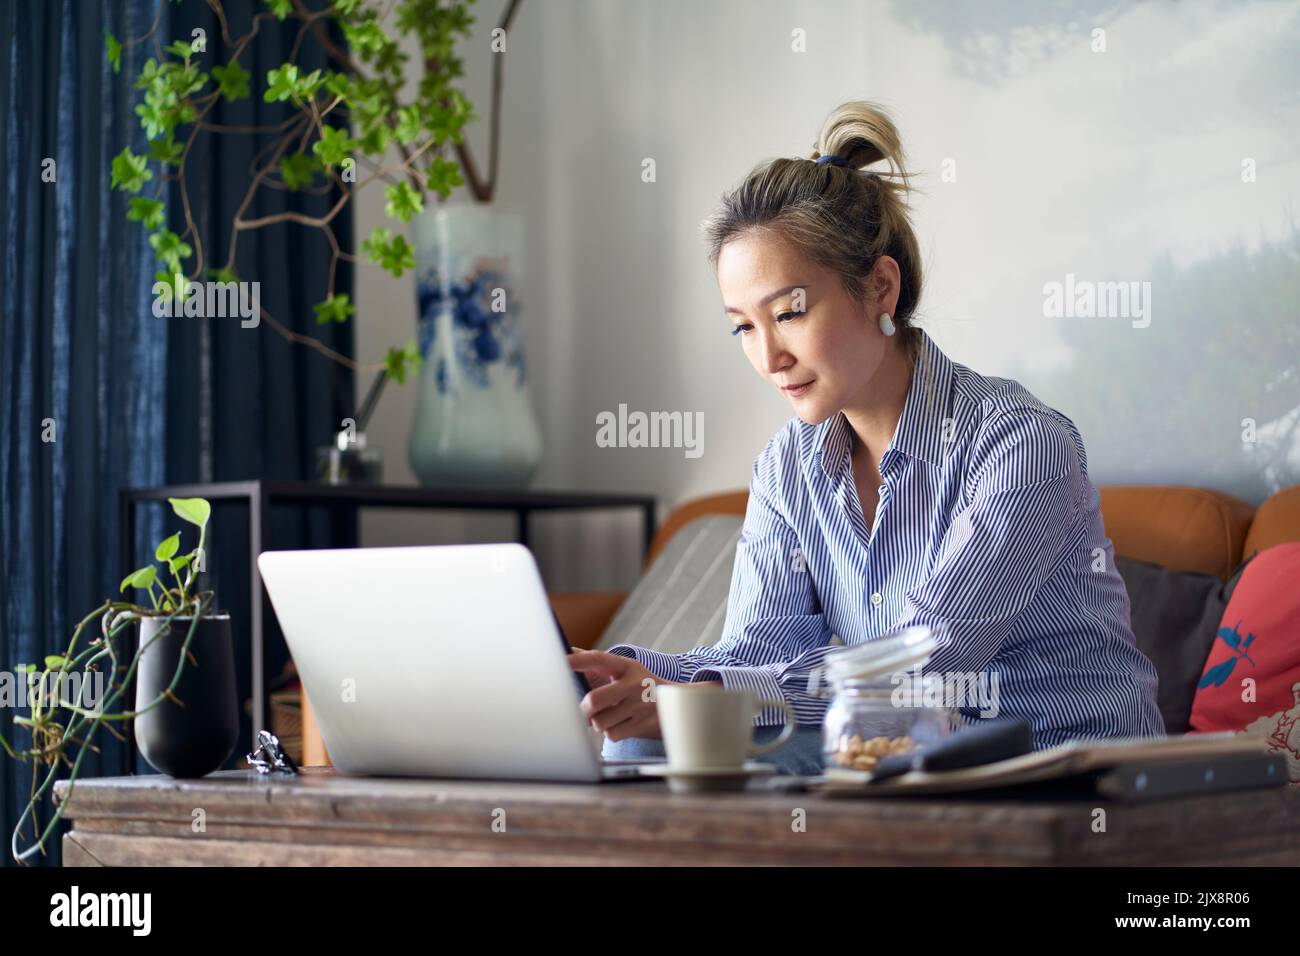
717,230,898,425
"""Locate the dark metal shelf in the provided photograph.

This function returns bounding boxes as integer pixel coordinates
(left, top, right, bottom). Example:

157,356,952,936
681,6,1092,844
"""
120,480,658,764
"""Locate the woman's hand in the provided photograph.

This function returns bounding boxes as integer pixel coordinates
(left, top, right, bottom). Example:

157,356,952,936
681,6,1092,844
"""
566,649,670,741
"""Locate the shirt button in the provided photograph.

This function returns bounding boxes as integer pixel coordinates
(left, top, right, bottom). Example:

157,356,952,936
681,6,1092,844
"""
870,592,883,607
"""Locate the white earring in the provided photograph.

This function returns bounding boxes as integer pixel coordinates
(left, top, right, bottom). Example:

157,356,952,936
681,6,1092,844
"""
879,313,896,337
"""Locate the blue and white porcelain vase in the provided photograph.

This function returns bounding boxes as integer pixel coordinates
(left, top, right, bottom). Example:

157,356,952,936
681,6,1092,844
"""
409,204,543,488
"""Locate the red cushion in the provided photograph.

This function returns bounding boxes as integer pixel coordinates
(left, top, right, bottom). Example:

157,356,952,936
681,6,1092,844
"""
1188,543,1300,781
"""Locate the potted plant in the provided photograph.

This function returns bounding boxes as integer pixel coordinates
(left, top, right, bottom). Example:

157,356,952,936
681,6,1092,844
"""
0,497,236,865
106,0,539,487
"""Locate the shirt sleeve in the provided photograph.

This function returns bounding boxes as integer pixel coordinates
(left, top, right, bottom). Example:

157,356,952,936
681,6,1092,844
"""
606,452,837,726
890,408,1085,678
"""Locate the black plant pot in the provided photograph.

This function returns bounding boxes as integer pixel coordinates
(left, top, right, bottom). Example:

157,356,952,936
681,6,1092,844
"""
133,614,239,778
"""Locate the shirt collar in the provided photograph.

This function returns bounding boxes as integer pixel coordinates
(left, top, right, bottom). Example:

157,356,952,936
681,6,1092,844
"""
815,328,954,481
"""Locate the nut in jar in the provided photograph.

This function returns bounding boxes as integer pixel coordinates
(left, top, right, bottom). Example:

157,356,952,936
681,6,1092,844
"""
829,733,916,771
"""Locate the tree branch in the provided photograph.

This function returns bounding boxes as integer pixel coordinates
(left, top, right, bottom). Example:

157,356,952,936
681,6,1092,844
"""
259,306,384,374
446,0,522,202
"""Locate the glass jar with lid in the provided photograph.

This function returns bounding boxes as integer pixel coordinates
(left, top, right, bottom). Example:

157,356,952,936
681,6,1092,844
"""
812,625,958,772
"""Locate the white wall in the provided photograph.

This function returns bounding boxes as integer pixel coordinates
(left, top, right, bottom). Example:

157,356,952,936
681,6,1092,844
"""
355,0,1300,592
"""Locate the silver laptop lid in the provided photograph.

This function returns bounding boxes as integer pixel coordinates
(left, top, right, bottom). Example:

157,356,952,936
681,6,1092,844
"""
257,543,607,781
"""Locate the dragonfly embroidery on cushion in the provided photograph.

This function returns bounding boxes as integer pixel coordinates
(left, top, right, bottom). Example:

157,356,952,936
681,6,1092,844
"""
1197,621,1258,689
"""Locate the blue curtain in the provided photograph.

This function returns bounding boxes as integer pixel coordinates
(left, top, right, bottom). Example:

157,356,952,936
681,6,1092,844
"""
1,0,166,868
155,0,356,781
1,0,355,866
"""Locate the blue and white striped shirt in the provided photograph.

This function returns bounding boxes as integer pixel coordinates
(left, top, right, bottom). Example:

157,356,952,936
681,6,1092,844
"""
609,328,1164,749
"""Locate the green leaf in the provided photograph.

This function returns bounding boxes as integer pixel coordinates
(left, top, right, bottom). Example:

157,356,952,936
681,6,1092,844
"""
311,125,357,168
149,230,193,272
135,94,175,140
323,71,354,104
299,69,325,99
264,0,293,20
362,229,416,278
356,122,392,156
342,20,387,57
141,76,177,107
127,196,166,230
424,155,465,199
394,105,422,145
119,565,158,593
264,63,324,104
372,41,407,78
155,532,181,562
135,57,162,92
363,227,392,257
146,135,184,166
425,88,474,144
165,39,194,61
110,147,152,194
264,63,300,102
313,294,355,325
174,63,207,97
279,153,316,191
14,663,35,675
208,266,238,284
384,339,423,385
211,60,251,101
154,270,192,303
168,554,193,576
44,655,67,670
104,30,122,74
169,497,211,531
384,235,416,276
349,79,387,120
384,181,423,223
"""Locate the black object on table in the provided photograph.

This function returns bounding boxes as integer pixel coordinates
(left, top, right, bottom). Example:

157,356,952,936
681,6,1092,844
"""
119,480,659,768
870,718,1036,782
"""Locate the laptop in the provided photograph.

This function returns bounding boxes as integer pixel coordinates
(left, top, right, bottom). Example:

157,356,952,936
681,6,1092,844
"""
256,543,664,782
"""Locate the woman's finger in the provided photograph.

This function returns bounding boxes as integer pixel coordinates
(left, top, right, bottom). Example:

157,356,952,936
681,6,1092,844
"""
581,678,634,724
599,700,651,740
587,685,649,734
567,649,627,682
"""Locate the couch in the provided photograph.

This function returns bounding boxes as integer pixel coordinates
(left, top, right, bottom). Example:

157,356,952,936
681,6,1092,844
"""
299,483,1300,767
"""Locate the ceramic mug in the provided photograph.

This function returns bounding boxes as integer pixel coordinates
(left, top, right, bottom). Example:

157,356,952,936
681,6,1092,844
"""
655,684,796,771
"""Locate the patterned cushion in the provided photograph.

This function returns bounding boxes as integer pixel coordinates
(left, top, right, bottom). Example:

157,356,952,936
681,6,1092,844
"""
595,516,743,654
1189,543,1300,782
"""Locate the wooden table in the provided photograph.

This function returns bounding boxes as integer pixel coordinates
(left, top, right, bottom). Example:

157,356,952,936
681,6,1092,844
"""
53,769,1300,866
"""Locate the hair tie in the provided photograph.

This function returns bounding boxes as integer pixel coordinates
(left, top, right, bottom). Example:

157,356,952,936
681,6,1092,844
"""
814,154,851,168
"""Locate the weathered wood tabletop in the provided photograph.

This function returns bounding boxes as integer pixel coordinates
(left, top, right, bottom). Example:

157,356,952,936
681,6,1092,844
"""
52,768,1300,866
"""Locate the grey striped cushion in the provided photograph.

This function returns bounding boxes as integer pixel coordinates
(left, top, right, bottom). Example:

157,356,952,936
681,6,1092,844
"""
594,515,744,654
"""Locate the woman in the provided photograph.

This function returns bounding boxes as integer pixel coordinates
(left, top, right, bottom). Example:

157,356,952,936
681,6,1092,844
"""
569,101,1164,775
